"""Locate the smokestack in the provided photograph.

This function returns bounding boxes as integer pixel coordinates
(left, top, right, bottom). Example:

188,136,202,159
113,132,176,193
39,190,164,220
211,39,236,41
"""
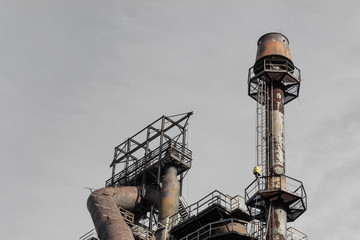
245,33,307,240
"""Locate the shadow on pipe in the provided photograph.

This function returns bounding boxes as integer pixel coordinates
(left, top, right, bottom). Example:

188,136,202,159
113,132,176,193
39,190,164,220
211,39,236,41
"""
87,186,158,240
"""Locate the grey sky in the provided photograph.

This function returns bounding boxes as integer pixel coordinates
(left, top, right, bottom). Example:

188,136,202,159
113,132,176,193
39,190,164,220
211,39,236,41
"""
1,1,359,239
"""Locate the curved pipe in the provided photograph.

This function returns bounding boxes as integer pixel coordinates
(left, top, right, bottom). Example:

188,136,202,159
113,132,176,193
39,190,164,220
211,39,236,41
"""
87,186,158,240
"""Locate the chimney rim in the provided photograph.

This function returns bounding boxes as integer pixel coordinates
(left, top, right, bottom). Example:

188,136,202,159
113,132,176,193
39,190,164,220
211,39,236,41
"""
257,32,290,46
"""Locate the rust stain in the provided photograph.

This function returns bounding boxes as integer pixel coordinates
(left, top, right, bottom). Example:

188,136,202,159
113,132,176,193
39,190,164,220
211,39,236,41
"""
274,211,280,228
256,32,292,62
272,87,285,175
279,233,286,240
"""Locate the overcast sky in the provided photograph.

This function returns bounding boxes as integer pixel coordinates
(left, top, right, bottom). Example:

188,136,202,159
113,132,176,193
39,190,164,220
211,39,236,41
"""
1,1,359,239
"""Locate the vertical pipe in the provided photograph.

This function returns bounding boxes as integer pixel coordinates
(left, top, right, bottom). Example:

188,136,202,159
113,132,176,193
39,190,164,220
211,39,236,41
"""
272,86,285,176
268,84,287,240
156,165,180,240
269,204,287,240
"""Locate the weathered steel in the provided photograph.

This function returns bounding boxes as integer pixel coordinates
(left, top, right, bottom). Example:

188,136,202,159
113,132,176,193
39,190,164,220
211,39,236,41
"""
84,113,194,239
255,33,292,63
247,33,306,240
269,204,287,240
156,166,180,240
87,187,158,240
217,221,248,235
262,35,288,240
111,112,193,167
271,86,285,175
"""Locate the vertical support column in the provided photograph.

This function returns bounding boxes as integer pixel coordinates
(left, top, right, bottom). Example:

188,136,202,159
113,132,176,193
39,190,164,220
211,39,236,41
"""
145,127,152,230
157,117,165,185
111,164,116,186
156,165,180,240
269,204,287,240
179,126,187,194
125,139,130,185
272,86,285,176
268,84,287,240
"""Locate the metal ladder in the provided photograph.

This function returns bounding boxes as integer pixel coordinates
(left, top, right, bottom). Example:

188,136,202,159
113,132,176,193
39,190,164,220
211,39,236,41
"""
256,79,269,178
253,79,270,240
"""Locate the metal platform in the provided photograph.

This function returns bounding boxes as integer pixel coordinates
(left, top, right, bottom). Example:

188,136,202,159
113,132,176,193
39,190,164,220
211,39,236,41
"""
248,57,301,105
105,112,192,189
106,140,192,187
177,218,256,240
167,191,252,239
245,175,307,222
287,227,308,240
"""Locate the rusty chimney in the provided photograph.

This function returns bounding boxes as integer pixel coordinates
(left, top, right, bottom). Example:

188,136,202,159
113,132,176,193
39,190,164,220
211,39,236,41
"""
245,33,307,240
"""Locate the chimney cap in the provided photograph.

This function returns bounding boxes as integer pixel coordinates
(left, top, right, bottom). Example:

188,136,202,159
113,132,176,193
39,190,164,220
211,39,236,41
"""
255,32,292,62
257,32,289,45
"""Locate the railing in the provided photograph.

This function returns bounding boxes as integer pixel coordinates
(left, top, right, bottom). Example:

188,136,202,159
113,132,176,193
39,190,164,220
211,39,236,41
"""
168,190,248,229
287,227,308,240
119,207,135,224
80,225,154,240
119,207,155,240
79,229,98,240
177,218,256,240
248,58,301,84
131,224,155,240
106,140,192,187
245,175,307,207
135,215,159,233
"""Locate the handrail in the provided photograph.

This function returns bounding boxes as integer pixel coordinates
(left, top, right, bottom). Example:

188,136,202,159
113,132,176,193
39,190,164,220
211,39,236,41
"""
287,227,308,240
79,229,98,240
106,140,192,187
244,175,307,221
248,58,301,83
118,207,154,240
130,224,155,240
245,175,306,202
168,190,248,229
119,207,135,224
111,112,192,167
178,218,256,240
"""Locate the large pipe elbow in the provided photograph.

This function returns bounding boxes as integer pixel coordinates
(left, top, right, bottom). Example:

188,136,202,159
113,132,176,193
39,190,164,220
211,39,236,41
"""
87,186,159,240
87,187,141,240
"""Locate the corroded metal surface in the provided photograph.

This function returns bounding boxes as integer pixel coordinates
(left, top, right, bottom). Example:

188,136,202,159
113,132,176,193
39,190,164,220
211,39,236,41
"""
271,86,285,176
87,187,158,240
87,187,138,240
251,33,294,240
269,204,287,240
156,166,180,240
217,221,248,235
255,33,292,62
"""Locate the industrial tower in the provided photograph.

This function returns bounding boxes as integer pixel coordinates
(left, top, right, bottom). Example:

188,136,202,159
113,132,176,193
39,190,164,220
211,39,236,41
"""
245,33,307,240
